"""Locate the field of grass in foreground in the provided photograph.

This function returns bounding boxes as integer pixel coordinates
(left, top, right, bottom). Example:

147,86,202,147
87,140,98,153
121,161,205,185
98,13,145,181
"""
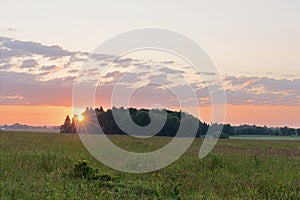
230,135,300,141
1,131,300,199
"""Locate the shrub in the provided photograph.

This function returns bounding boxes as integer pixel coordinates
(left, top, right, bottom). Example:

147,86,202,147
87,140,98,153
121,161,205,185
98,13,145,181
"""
73,160,98,179
219,133,229,139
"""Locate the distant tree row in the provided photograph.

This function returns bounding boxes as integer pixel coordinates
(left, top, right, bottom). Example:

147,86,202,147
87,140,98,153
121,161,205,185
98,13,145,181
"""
60,106,210,137
81,106,209,138
214,123,300,136
60,106,300,138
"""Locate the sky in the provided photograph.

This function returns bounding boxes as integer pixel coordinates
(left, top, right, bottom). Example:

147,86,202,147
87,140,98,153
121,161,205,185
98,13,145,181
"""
0,0,300,127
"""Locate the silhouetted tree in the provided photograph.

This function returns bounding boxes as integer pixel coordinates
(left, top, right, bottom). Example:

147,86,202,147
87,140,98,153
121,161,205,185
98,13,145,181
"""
61,106,299,138
60,115,77,134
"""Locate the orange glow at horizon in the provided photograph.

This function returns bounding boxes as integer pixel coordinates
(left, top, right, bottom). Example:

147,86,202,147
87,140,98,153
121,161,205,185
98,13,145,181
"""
0,106,72,126
199,104,300,128
0,105,299,128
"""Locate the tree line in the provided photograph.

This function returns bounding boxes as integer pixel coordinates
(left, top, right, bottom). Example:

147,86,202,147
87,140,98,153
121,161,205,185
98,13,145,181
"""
60,107,300,138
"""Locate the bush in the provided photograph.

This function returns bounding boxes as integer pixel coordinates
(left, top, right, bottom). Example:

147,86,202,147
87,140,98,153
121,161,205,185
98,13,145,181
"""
219,133,229,139
73,160,98,179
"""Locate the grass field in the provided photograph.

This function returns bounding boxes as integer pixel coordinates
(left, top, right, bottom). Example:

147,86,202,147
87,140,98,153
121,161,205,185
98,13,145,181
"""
230,135,300,141
1,131,300,199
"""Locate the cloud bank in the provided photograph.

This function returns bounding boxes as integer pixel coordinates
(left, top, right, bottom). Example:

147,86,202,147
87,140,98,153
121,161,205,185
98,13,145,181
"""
1,37,299,109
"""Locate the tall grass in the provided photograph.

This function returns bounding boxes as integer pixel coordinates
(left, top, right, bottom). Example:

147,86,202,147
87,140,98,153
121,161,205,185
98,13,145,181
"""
0,131,299,199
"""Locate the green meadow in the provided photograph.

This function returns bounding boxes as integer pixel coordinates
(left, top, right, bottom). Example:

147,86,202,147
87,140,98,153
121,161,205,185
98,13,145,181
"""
230,135,300,141
1,131,300,199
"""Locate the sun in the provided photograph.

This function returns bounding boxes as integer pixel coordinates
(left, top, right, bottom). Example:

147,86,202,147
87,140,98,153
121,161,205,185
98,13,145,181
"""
78,114,84,122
